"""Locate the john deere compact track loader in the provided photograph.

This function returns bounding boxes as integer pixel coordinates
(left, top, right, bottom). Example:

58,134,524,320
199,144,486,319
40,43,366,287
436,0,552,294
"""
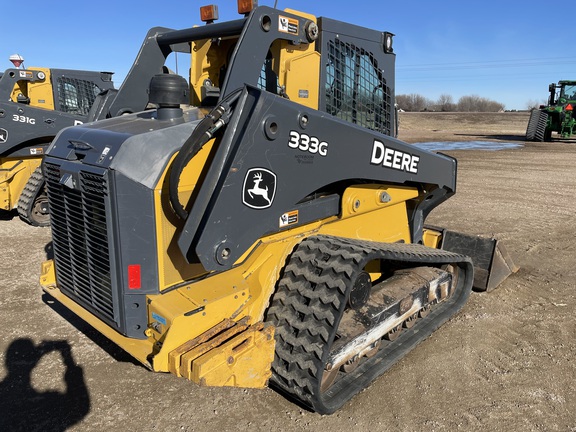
40,3,516,414
0,63,114,225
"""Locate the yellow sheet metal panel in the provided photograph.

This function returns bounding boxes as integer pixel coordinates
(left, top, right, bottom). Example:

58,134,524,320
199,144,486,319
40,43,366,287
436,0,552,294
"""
321,185,417,243
146,289,203,345
422,227,442,249
149,230,302,372
273,10,320,110
190,38,238,106
0,157,41,210
341,184,419,218
282,50,320,109
320,205,411,247
150,277,253,372
153,138,213,289
28,68,55,110
191,323,274,388
10,68,55,110
10,80,26,103
167,318,274,388
40,260,57,287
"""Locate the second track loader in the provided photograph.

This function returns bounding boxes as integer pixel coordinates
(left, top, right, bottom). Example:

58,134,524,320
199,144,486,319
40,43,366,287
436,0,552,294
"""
0,62,114,225
40,3,516,414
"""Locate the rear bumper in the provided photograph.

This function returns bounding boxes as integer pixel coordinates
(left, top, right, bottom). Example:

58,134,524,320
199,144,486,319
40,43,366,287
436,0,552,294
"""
40,260,155,367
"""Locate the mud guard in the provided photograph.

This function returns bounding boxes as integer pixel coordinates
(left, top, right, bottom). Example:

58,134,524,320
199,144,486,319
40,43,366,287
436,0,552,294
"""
427,227,518,292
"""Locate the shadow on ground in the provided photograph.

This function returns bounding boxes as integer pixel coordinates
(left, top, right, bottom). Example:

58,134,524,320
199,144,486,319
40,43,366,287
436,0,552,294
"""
41,292,139,366
0,209,18,221
0,339,90,431
454,133,525,141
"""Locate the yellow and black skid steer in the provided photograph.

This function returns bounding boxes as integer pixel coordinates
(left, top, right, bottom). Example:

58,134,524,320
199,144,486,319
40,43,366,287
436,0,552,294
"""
40,2,516,414
0,58,114,226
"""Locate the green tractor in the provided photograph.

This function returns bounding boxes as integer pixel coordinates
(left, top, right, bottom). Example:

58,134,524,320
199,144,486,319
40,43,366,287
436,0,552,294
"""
526,80,576,141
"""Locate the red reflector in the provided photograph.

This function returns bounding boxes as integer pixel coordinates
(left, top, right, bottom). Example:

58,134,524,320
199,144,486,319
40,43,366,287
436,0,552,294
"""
128,264,141,290
566,104,573,111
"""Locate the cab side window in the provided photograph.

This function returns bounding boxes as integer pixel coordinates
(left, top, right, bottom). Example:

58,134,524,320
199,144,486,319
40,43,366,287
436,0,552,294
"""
325,40,392,135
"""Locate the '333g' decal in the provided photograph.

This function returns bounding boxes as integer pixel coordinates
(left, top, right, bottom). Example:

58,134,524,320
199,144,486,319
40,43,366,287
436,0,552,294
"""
288,131,328,156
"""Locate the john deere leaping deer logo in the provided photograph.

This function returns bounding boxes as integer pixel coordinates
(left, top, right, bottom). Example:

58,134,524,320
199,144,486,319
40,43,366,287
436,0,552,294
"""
242,168,277,209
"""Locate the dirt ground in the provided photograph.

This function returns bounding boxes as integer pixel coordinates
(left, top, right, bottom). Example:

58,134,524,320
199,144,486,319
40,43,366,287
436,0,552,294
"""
2,111,576,431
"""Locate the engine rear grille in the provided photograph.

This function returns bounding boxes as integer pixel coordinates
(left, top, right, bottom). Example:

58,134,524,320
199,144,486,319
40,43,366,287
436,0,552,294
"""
45,162,115,322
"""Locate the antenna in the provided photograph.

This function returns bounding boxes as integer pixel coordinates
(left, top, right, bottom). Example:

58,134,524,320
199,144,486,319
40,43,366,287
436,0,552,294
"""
274,0,278,8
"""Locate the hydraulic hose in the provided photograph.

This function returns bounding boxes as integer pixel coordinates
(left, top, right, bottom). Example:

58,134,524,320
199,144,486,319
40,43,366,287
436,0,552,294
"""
168,88,243,220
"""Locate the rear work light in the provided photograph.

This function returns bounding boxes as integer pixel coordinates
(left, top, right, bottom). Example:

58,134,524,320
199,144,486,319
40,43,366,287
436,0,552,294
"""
238,0,257,15
383,32,394,53
200,5,219,23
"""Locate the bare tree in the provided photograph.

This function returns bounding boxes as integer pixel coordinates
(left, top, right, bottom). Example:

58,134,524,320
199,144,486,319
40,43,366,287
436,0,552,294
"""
525,99,545,110
437,94,456,112
458,95,504,112
396,93,431,112
458,95,480,112
396,93,504,112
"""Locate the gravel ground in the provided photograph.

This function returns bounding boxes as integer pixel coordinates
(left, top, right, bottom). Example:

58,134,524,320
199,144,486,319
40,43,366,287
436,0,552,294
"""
2,111,576,431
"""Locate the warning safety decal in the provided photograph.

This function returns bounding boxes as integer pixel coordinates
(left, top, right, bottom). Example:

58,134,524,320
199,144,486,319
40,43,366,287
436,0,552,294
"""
278,15,299,35
279,210,298,228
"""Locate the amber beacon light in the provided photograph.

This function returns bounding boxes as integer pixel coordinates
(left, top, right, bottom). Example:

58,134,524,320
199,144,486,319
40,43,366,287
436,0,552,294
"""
238,0,257,15
200,5,219,23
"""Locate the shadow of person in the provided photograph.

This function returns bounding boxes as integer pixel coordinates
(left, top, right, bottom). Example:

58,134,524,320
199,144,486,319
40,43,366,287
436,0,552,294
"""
0,338,90,431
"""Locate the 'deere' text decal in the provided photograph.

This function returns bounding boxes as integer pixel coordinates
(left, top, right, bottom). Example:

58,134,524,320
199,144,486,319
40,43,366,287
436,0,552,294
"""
370,139,419,174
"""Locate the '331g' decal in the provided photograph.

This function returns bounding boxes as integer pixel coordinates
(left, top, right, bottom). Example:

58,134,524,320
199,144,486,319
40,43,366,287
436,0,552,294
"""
288,131,328,156
12,114,35,124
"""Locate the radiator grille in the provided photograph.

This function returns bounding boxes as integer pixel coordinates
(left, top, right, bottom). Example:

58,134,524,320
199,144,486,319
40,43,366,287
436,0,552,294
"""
325,39,392,135
45,162,115,322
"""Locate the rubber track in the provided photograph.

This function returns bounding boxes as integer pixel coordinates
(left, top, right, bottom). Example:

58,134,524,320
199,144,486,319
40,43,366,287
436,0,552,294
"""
17,166,49,227
534,110,548,142
525,110,549,142
525,110,540,141
265,234,474,414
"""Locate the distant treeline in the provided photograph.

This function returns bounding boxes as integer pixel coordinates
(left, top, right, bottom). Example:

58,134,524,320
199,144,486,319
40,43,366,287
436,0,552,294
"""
396,93,505,112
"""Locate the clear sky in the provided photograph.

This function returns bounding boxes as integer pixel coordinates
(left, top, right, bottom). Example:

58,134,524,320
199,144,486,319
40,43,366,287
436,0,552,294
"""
2,0,573,110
